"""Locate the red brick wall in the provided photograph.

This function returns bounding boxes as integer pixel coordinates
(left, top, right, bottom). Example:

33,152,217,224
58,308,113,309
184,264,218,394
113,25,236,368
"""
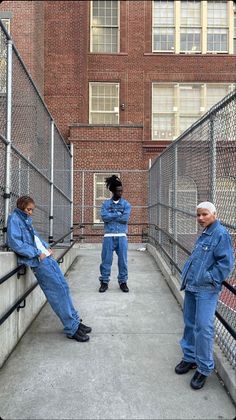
44,1,85,138
0,1,45,95
2,0,235,240
70,125,149,241
43,0,235,237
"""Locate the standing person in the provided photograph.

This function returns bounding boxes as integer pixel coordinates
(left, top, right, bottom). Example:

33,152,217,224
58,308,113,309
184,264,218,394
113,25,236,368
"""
7,196,92,342
99,175,132,293
175,202,234,390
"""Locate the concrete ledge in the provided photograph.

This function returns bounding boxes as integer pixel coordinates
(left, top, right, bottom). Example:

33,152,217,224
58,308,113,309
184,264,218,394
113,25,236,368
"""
0,246,79,368
147,243,236,404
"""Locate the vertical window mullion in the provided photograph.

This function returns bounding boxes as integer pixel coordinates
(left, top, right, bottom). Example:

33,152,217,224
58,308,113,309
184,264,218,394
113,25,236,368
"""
228,0,234,53
201,1,207,53
175,1,180,53
174,84,179,137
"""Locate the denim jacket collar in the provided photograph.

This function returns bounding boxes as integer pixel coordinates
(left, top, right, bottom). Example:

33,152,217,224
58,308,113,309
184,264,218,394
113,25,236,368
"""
14,208,32,224
203,219,220,236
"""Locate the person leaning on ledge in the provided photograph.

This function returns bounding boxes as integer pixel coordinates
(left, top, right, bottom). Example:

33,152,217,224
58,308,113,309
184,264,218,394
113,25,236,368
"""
175,202,234,390
7,195,92,343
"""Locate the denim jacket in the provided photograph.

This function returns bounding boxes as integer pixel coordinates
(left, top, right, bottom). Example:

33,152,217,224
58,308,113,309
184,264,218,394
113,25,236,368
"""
180,220,234,292
7,208,49,267
101,198,132,234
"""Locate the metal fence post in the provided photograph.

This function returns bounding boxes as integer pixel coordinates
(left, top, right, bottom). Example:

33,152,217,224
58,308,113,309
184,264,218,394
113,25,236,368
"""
49,120,54,243
172,146,178,273
210,115,216,204
70,142,74,242
158,157,162,246
4,38,13,243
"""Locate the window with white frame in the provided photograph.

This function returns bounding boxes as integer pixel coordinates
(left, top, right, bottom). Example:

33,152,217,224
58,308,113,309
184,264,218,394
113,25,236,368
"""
180,1,201,52
89,82,119,124
153,1,175,52
169,177,197,234
152,83,235,140
152,0,234,54
90,0,119,53
207,1,228,52
0,18,10,94
94,172,120,223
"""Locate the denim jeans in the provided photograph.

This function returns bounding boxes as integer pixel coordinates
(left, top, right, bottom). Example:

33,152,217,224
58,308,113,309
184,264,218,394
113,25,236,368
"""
180,289,219,376
99,236,128,284
33,257,79,336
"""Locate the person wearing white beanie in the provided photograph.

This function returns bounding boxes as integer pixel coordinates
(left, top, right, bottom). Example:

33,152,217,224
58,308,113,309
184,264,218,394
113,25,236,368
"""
175,201,234,390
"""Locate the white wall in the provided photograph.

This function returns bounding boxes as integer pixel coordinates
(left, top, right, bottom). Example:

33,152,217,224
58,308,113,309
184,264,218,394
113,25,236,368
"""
0,247,79,368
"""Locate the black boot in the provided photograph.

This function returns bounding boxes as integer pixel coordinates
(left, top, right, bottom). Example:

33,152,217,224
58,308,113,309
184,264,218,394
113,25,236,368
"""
190,371,207,390
67,324,90,342
99,282,108,292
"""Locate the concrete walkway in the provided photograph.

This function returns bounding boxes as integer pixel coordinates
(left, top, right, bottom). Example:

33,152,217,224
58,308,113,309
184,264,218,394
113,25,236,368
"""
0,246,235,420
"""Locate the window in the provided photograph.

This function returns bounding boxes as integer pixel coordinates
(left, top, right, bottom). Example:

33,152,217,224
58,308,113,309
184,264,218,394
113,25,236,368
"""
152,83,235,140
89,82,119,124
94,172,120,223
0,18,10,94
91,0,119,53
207,1,228,52
153,1,175,51
152,1,234,54
169,177,197,234
180,1,201,52
206,85,230,109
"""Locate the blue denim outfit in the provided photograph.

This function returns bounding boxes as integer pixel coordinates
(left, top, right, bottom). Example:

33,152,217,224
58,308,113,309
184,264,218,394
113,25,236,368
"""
7,208,79,336
99,198,131,284
180,220,234,376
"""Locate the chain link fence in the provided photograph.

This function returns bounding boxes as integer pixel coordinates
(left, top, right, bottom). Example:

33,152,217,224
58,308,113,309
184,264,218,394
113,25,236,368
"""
149,89,236,368
73,169,149,242
0,21,72,246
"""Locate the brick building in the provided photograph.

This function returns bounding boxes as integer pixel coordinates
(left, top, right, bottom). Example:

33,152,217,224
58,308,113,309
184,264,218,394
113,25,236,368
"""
0,0,235,238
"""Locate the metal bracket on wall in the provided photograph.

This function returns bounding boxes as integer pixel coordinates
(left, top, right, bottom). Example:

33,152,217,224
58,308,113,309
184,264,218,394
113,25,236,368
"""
17,299,26,312
17,265,26,279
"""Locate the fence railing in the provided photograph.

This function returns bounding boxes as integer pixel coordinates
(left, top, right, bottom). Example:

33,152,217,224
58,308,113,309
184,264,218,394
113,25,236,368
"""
148,90,236,368
0,20,72,248
0,226,81,328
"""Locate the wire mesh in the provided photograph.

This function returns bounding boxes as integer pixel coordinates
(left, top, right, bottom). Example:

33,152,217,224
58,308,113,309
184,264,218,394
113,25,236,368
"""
73,169,149,243
0,22,71,247
53,187,71,243
53,125,71,197
11,49,51,179
0,24,7,137
149,90,236,368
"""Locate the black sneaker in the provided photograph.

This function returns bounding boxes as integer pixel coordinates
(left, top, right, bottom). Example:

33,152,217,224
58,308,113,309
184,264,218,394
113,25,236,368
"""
79,322,92,334
175,360,197,374
99,282,108,293
190,371,207,390
67,325,90,342
120,283,129,292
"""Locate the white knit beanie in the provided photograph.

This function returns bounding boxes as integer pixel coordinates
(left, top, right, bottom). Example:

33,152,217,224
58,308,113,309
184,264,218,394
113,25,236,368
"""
196,201,216,214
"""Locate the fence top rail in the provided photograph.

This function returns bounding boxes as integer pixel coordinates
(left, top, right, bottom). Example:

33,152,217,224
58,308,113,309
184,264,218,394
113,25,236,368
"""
0,225,81,285
0,133,8,145
150,88,236,170
0,18,11,40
